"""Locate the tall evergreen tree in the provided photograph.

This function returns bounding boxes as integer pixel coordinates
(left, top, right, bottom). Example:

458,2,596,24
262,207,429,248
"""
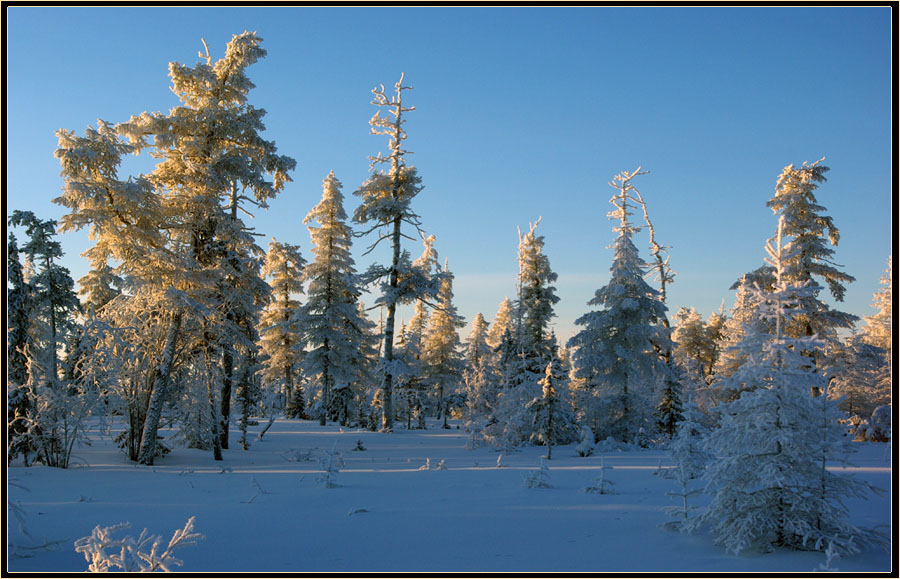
7,232,35,463
568,169,669,442
7,232,32,387
701,218,878,556
300,172,373,427
422,261,466,428
484,219,560,449
463,312,499,431
8,211,81,387
353,74,436,432
55,32,295,464
258,239,306,417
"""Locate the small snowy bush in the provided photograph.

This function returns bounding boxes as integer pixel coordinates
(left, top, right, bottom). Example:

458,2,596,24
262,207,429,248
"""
575,426,595,457
523,458,552,489
581,456,614,495
318,443,344,488
74,517,203,572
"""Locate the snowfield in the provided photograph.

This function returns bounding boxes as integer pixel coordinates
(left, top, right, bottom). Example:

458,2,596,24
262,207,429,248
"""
6,418,893,573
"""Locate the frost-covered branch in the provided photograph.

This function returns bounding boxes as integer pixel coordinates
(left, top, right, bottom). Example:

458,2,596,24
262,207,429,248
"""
74,517,203,572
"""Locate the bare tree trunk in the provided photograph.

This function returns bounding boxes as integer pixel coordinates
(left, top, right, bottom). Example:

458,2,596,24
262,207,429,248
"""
320,339,330,426
137,310,182,466
207,350,223,461
220,344,233,449
380,217,402,432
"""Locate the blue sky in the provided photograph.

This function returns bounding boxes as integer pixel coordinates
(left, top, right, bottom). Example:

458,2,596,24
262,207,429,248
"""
6,6,893,342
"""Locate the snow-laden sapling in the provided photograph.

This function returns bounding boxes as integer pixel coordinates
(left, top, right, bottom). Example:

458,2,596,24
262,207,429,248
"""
659,386,711,532
74,517,203,572
582,456,615,495
523,458,552,489
318,442,344,488
418,458,431,471
353,439,367,452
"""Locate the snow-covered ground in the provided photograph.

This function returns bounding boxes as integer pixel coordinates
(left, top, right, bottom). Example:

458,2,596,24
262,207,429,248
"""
6,418,893,573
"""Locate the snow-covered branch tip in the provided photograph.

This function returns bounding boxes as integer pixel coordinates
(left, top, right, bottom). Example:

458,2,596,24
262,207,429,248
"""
74,517,203,573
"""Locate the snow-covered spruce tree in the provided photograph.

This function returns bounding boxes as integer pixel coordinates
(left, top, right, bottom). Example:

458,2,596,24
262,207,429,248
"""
463,313,500,431
827,336,890,429
672,307,715,383
398,302,429,429
660,384,712,532
486,297,514,354
130,32,292,455
215,184,273,451
670,306,725,416
55,119,178,463
56,33,294,465
567,169,669,442
300,171,373,427
527,353,578,460
7,232,34,463
7,211,85,467
732,159,857,362
484,219,561,449
422,261,466,428
8,211,81,388
700,217,880,556
352,73,437,432
258,239,306,417
861,255,892,360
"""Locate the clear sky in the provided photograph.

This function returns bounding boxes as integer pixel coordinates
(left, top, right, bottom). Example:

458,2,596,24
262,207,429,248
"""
6,6,893,343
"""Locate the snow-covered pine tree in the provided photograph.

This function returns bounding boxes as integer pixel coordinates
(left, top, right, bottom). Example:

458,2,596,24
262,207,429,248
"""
8,211,87,468
215,182,272,450
827,336,891,426
7,232,35,463
567,169,669,442
55,120,176,462
465,313,492,375
484,219,561,449
766,159,858,344
55,33,295,465
673,307,713,383
486,297,514,354
527,353,578,459
422,261,466,428
7,233,32,387
701,217,879,556
258,239,306,417
463,313,499,423
861,255,891,359
301,172,373,427
729,159,856,383
353,74,437,432
8,211,81,388
399,302,429,429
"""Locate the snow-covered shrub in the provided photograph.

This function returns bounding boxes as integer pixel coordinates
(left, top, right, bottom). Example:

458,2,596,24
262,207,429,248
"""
20,352,97,469
522,458,552,489
318,443,344,488
581,456,614,495
575,426,595,457
867,405,891,442
74,517,203,572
